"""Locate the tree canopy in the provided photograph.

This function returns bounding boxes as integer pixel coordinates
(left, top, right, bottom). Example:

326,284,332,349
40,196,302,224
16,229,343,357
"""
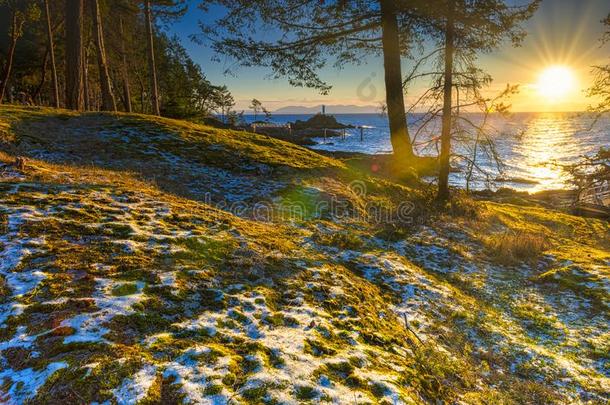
0,0,234,120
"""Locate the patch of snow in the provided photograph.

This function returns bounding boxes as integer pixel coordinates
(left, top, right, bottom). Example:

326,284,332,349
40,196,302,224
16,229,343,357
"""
0,326,38,351
158,272,176,287
61,278,146,344
0,362,67,403
112,364,157,405
163,346,231,405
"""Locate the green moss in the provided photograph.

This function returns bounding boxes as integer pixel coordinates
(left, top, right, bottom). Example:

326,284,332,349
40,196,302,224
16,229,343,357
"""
536,266,608,310
173,237,237,264
102,222,134,238
320,361,354,379
217,318,238,330
400,345,475,403
104,312,171,344
262,312,299,328
111,282,138,296
153,374,187,404
222,372,236,387
264,348,285,369
241,384,268,401
203,383,224,395
228,309,249,324
369,381,388,398
194,345,229,365
511,301,564,338
241,356,261,374
295,385,318,400
304,338,337,357
33,351,144,404
147,334,198,361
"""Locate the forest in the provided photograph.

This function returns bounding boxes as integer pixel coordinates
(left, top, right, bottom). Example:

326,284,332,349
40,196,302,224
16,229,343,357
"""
0,0,235,121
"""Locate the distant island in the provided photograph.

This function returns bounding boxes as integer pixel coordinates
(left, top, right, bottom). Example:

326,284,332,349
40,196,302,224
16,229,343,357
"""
248,113,353,145
272,104,380,115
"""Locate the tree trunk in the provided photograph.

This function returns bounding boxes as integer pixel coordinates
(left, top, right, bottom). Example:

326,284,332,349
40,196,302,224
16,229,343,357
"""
380,0,414,161
91,0,116,111
119,16,132,112
44,0,60,108
137,73,145,113
437,0,456,201
144,0,160,115
65,0,84,110
0,13,23,104
83,45,90,110
33,48,50,103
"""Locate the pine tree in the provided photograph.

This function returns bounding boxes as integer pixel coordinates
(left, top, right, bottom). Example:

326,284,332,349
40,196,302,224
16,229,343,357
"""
423,0,540,200
588,14,610,114
0,0,40,103
65,0,84,110
1,0,226,117
107,0,140,113
437,0,457,202
43,0,59,108
250,98,263,121
91,0,117,111
198,0,430,162
118,13,132,112
142,0,186,116
143,0,160,115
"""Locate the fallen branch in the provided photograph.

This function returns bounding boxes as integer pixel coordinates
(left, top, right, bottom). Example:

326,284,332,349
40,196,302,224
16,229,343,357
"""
403,312,424,346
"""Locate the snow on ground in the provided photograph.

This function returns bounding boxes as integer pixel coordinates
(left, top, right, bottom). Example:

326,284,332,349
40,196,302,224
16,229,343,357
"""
163,281,409,403
112,364,158,405
1,179,607,402
28,124,290,207
61,279,147,344
0,205,53,337
389,227,610,400
0,362,67,403
0,164,25,181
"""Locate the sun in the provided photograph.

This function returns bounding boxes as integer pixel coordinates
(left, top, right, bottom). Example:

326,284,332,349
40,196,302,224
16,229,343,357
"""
536,66,576,101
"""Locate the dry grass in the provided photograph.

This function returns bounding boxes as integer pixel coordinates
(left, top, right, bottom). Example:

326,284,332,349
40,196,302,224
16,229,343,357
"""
484,231,551,264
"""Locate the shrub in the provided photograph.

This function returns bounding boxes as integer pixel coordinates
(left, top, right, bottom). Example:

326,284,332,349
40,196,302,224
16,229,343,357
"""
484,231,550,264
400,345,475,402
312,230,364,250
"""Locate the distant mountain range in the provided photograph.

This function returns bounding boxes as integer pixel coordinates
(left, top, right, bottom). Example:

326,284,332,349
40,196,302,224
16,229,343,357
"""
272,104,380,115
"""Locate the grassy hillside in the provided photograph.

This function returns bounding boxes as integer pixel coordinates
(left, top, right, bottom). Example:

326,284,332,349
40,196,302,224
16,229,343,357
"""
0,106,608,404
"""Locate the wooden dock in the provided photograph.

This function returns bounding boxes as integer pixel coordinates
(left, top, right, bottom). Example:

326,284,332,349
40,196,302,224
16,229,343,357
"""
572,181,610,219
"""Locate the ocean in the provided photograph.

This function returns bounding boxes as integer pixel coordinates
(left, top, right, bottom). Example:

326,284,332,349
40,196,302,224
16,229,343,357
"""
244,112,610,192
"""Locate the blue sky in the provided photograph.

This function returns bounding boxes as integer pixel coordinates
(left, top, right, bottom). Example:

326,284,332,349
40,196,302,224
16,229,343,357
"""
168,0,610,112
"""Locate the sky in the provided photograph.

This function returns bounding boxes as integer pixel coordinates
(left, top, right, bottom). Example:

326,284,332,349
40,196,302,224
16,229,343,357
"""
169,0,610,113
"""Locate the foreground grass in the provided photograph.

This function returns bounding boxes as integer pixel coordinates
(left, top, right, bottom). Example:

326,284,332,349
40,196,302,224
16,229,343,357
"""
0,106,608,404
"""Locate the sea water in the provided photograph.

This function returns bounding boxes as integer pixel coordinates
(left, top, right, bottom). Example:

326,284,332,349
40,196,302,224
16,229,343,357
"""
245,112,610,192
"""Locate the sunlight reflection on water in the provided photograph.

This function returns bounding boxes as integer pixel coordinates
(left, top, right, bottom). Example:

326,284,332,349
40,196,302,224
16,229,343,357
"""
502,113,607,191
511,114,580,191
246,112,609,191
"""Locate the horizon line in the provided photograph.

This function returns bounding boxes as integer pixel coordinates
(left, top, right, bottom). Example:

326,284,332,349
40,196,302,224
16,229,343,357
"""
258,110,595,115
